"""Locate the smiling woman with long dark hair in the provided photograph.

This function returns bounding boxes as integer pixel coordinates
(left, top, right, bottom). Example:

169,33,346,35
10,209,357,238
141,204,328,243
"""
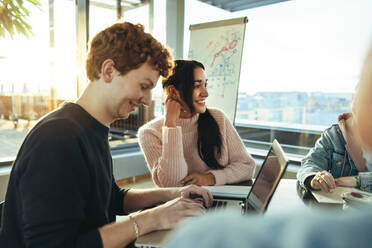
139,60,255,187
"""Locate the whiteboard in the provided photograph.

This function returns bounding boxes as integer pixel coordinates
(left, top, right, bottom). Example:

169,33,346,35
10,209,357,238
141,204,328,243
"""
188,17,247,123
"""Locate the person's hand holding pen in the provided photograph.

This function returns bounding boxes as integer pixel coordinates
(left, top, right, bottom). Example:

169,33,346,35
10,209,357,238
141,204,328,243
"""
310,170,336,193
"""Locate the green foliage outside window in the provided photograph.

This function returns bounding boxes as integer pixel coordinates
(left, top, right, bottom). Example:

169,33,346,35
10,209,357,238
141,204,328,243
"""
0,0,42,39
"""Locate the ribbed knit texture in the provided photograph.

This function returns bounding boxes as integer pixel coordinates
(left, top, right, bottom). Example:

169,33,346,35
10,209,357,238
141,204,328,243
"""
138,108,255,187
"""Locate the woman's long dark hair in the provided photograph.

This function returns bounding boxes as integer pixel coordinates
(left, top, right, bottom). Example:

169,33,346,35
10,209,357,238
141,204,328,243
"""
163,60,224,170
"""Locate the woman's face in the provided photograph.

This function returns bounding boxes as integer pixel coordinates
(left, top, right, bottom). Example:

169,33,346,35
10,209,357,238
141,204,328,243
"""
190,66,209,115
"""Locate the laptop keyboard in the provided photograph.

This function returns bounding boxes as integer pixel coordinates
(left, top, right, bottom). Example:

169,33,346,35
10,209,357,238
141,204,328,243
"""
211,200,228,209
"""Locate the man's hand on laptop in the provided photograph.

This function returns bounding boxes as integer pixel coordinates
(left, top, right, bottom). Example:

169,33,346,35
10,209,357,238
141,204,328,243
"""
151,196,206,230
169,185,213,208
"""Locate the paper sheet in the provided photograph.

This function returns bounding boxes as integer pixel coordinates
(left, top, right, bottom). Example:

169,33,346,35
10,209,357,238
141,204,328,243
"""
310,187,372,204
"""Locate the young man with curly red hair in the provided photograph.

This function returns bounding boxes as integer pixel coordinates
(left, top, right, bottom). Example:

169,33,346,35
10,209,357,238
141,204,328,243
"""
0,22,212,248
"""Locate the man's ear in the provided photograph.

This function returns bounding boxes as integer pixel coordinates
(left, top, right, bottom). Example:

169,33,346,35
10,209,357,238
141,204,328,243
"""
101,59,115,83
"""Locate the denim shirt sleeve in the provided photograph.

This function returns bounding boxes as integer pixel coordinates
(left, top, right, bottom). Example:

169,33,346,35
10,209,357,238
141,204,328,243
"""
297,127,335,187
359,172,372,192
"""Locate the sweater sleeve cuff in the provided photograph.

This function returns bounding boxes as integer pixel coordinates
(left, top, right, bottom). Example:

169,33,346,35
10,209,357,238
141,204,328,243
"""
299,172,317,188
209,170,227,186
359,172,372,192
303,175,317,190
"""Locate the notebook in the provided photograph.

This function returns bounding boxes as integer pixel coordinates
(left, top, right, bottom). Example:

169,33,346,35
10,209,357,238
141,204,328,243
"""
134,139,288,248
310,186,372,204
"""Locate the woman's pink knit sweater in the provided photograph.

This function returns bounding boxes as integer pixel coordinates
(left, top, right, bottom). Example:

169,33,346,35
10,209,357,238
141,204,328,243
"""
138,108,255,187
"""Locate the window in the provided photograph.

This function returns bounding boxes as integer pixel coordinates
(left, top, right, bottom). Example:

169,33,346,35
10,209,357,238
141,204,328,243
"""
183,0,372,156
0,0,76,161
234,0,372,154
89,0,117,39
2,0,371,163
0,0,158,160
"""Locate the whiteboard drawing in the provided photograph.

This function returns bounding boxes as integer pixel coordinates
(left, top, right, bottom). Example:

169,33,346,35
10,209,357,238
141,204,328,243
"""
188,19,246,123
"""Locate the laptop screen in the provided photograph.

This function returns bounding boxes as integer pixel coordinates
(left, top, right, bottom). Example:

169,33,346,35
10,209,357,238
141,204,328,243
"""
246,140,288,213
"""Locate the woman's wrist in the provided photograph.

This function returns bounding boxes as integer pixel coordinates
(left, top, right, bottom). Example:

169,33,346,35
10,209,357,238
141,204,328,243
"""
207,172,216,185
164,119,177,127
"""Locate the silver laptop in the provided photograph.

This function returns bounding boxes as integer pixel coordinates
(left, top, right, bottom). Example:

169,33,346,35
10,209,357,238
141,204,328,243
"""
134,139,288,248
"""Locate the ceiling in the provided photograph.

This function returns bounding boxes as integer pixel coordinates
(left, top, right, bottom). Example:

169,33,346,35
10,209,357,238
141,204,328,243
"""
90,0,290,13
196,0,291,12
90,0,148,12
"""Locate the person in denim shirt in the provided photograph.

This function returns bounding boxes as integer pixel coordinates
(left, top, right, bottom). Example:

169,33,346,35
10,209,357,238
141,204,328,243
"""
297,112,372,193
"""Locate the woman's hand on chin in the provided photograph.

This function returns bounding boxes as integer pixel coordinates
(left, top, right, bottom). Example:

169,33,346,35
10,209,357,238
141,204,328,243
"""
163,95,181,127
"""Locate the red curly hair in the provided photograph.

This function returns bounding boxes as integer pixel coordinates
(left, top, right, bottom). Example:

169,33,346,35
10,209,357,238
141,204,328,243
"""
86,22,174,81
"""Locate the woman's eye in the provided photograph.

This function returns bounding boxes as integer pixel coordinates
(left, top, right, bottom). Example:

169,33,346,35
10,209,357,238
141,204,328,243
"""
141,84,149,90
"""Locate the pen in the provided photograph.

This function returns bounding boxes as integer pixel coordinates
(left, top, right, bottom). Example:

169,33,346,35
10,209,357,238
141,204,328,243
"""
328,169,336,191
